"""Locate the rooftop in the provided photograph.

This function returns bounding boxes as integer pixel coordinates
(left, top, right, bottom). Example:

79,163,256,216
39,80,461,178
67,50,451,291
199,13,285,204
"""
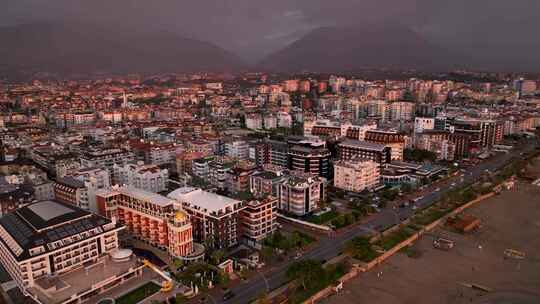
118,187,174,207
29,255,144,304
0,200,117,261
339,139,387,151
168,187,241,214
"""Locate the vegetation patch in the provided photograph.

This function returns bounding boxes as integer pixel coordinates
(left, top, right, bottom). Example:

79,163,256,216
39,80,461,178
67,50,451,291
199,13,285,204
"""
115,282,160,304
344,237,379,262
286,260,349,304
305,210,339,224
376,228,415,251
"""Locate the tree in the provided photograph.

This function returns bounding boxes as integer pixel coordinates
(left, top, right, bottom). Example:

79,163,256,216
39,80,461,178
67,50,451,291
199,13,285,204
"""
401,183,413,194
286,260,325,290
344,237,378,262
404,148,437,163
260,246,275,263
211,249,226,265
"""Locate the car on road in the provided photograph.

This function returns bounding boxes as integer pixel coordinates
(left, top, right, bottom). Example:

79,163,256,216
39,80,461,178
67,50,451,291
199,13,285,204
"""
223,290,235,301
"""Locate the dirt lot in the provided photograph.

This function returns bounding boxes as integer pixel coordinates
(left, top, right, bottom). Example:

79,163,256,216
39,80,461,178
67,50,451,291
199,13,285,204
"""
322,181,540,304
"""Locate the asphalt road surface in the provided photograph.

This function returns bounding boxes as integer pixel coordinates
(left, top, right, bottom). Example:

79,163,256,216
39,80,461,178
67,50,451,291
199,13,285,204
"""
223,140,539,304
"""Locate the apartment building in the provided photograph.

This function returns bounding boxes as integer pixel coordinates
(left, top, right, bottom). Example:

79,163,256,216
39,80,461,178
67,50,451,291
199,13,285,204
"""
278,172,325,216
333,158,380,192
240,197,277,247
337,139,391,164
113,162,168,193
249,166,287,198
80,148,135,176
168,187,245,249
364,129,406,161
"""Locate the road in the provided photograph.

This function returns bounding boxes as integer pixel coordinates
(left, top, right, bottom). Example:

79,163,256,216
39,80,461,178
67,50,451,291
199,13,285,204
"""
223,140,539,304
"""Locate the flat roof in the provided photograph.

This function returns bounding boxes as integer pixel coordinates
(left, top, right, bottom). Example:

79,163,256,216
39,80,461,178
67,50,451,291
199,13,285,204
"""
168,187,241,213
27,201,76,222
339,139,387,151
118,187,174,207
16,200,89,231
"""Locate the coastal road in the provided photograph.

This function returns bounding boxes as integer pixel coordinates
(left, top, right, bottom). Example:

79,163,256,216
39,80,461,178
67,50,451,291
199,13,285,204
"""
223,140,539,304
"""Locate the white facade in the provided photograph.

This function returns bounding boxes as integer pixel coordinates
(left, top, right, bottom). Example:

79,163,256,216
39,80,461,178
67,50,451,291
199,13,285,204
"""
245,114,263,130
263,115,278,129
277,112,292,128
414,117,435,133
72,167,111,212
113,162,169,193
225,140,249,159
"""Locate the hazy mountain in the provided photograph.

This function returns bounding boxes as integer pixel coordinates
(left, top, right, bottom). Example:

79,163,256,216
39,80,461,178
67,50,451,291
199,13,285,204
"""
259,24,467,72
0,22,244,75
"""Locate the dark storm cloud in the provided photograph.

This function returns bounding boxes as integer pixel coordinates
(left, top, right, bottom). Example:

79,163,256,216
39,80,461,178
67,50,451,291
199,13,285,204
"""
2,0,540,63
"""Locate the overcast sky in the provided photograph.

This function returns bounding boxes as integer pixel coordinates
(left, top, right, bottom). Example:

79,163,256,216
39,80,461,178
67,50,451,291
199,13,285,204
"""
2,0,540,62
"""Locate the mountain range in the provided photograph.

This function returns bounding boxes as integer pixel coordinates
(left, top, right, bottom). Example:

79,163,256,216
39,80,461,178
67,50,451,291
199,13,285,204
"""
258,25,466,72
0,22,244,75
0,22,538,76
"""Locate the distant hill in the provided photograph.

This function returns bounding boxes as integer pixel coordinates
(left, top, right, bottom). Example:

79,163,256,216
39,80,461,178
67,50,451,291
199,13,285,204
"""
259,24,466,72
0,22,244,75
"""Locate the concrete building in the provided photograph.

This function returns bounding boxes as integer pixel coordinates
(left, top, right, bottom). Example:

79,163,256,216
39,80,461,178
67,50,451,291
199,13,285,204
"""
240,197,277,247
30,147,80,178
245,114,263,130
452,118,503,153
225,139,249,160
278,172,325,216
337,139,391,164
80,148,135,176
168,187,245,249
250,166,287,198
226,161,258,194
96,187,199,260
71,167,111,213
113,162,168,193
0,200,141,304
414,117,435,133
53,177,88,211
364,129,406,161
333,158,380,192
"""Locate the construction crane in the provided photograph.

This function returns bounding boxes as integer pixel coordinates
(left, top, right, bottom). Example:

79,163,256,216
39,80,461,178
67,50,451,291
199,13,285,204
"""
143,259,174,292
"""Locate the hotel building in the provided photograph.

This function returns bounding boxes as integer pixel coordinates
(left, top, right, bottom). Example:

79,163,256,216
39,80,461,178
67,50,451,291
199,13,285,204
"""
96,187,196,260
0,200,143,304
